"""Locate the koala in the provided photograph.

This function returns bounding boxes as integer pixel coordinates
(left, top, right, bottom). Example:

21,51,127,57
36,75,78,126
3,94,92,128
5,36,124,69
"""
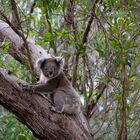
36,54,56,84
22,56,81,115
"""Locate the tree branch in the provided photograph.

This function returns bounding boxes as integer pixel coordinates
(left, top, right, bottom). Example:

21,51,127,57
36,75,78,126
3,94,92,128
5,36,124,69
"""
0,20,48,77
85,64,115,118
0,69,93,140
0,7,35,76
72,0,99,88
82,0,99,44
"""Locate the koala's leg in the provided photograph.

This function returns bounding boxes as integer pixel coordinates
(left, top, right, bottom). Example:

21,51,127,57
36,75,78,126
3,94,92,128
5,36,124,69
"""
50,104,80,114
50,106,64,114
62,104,81,115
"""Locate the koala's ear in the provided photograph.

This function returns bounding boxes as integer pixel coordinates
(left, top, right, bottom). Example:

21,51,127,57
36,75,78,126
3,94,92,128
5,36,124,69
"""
55,57,64,65
36,58,46,69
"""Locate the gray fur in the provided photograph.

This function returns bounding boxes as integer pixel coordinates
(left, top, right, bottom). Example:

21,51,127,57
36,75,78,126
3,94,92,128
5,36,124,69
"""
23,56,81,115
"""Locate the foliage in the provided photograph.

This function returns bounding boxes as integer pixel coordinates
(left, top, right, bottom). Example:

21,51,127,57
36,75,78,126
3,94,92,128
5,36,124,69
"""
0,113,37,140
0,55,32,82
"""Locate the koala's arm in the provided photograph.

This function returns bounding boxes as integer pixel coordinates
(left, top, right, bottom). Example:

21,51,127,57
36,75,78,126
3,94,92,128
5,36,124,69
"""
22,82,54,93
33,84,52,93
21,83,55,104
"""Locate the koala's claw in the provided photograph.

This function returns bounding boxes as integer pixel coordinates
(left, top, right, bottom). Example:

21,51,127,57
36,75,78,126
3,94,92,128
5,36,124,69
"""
50,106,63,114
20,83,33,91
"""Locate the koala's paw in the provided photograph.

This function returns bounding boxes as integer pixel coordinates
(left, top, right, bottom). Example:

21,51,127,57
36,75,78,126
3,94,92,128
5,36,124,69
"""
20,83,33,91
50,106,63,114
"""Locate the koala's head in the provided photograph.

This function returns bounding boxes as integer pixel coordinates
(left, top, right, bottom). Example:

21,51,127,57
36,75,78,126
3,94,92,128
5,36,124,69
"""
37,56,64,79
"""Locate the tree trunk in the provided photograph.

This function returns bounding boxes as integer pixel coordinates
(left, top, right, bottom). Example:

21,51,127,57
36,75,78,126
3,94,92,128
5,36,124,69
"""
0,20,93,140
0,70,93,140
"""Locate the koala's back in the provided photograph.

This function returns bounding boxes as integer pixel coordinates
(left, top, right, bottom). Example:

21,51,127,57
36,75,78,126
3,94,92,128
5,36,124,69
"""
53,89,81,114
53,87,80,105
52,74,81,114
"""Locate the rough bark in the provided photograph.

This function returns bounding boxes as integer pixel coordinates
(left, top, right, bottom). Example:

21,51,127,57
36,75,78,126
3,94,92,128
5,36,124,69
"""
0,69,93,140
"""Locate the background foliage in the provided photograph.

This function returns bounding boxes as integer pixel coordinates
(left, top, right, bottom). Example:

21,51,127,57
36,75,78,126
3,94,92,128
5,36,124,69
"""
0,0,140,139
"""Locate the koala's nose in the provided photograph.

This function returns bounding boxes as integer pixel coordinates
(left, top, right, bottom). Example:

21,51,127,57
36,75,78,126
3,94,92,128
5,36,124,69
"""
49,71,53,75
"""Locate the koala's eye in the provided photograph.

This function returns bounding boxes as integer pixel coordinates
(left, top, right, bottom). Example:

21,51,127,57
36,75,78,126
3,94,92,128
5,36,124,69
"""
42,67,48,73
